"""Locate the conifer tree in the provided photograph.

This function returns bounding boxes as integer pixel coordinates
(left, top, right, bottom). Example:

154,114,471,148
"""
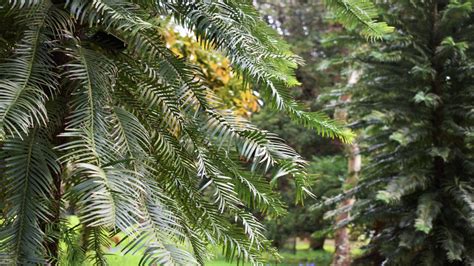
338,0,474,264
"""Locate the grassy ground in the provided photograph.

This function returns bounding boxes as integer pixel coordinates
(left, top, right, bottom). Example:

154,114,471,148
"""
105,254,142,265
97,248,335,266
197,239,364,266
63,216,362,265
207,244,335,266
74,241,341,266
100,249,335,266
74,242,354,266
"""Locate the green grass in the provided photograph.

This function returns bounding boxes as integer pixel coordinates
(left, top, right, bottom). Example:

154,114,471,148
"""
105,254,142,265
207,249,333,266
62,216,364,265
276,249,333,266
95,249,333,266
205,240,364,266
206,259,235,266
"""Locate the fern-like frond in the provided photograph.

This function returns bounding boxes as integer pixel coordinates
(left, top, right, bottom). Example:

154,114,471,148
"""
67,0,151,31
124,184,198,266
0,3,57,137
414,193,441,234
0,129,59,264
109,106,151,158
81,226,110,265
203,109,311,201
62,46,116,136
323,0,394,39
159,1,353,142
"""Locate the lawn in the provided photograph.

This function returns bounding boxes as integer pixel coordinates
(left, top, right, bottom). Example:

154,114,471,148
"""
66,241,354,266
206,245,335,266
63,216,362,265
93,248,334,266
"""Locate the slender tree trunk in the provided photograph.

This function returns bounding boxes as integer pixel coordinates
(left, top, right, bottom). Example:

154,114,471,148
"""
301,232,325,250
429,2,445,189
45,49,70,265
332,71,361,266
45,133,66,265
309,236,325,250
46,172,62,265
293,237,297,254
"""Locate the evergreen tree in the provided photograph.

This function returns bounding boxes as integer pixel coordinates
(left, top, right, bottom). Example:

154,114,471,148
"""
0,0,389,265
336,0,474,264
254,0,388,254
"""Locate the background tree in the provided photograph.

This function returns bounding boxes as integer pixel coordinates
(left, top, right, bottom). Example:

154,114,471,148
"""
253,0,348,252
328,0,474,264
331,70,361,266
161,24,260,118
262,154,348,251
254,0,390,255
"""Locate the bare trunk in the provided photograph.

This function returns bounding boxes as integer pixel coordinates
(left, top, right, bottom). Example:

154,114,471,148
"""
46,172,62,265
45,49,71,265
332,71,361,266
332,144,359,266
309,236,325,250
293,237,297,254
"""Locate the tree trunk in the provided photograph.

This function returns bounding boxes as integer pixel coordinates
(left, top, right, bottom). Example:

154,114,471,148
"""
293,237,297,254
45,49,71,265
46,172,62,265
309,236,325,250
301,231,325,250
332,71,361,266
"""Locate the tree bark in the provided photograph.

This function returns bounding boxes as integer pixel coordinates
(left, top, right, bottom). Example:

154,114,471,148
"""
429,1,445,189
309,236,325,250
46,172,62,265
44,49,71,266
293,237,297,254
332,71,361,266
